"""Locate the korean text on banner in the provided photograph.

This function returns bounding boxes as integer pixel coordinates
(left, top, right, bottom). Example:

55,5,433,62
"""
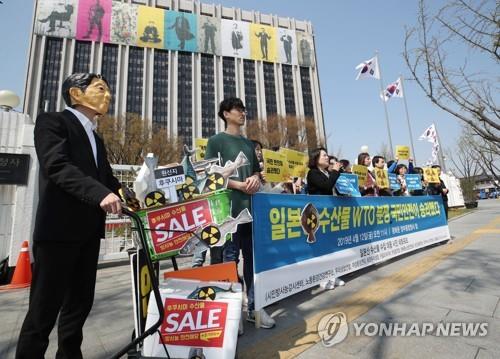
351,165,368,187
279,148,308,178
262,149,289,182
395,145,410,160
252,193,449,310
423,167,441,183
374,168,389,189
195,138,209,161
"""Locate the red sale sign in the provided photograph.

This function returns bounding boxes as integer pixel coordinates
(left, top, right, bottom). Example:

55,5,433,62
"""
146,200,213,255
160,298,228,347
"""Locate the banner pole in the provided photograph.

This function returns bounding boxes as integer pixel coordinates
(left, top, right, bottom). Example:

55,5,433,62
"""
375,51,394,157
400,75,417,164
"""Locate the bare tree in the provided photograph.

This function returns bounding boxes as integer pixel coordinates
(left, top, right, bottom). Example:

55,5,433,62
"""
246,115,323,151
404,0,499,146
97,113,182,165
448,128,482,180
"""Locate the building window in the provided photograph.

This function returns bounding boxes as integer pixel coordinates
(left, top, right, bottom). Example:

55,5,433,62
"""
201,54,215,138
243,60,257,121
178,51,192,144
153,49,169,129
263,62,277,116
73,40,91,73
300,66,316,145
101,44,119,115
222,57,236,99
282,64,296,116
300,66,314,118
127,47,144,115
39,37,63,112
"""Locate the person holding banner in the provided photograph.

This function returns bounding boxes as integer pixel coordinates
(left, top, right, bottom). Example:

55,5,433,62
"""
306,148,341,195
205,98,275,329
357,152,376,196
393,164,410,196
427,165,449,219
306,148,345,289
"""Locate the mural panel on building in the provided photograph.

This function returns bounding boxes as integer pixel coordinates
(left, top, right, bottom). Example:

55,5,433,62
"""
197,15,221,55
110,2,138,45
35,0,79,38
221,19,250,59
76,0,112,43
137,5,165,49
250,24,277,62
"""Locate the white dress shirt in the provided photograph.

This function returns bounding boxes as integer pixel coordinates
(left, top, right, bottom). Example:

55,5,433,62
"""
66,107,98,167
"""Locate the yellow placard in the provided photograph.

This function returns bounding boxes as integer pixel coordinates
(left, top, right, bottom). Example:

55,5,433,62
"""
262,149,288,182
351,165,368,187
423,167,440,183
250,23,278,62
279,148,308,178
195,138,208,161
374,168,389,189
396,145,410,160
137,5,165,48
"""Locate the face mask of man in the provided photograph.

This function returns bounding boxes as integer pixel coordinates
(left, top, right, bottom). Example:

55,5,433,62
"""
69,78,111,115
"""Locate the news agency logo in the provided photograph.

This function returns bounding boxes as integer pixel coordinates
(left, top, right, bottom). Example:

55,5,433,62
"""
317,312,489,348
317,312,349,347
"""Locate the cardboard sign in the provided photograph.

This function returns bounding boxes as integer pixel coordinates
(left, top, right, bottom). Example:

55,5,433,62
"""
262,149,288,182
395,145,410,160
374,168,389,188
195,138,209,161
423,167,440,183
351,165,368,187
406,174,423,190
335,173,361,197
164,262,238,283
388,173,401,190
160,298,228,348
154,165,185,189
279,148,308,178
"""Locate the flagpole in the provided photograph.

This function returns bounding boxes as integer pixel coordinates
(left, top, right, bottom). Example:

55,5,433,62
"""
399,75,417,164
375,51,394,158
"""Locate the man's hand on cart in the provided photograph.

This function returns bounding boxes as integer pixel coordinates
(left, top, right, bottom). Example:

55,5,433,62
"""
100,193,122,215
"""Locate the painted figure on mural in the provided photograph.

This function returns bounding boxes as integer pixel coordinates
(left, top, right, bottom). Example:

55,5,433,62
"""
140,21,161,43
255,28,271,60
280,33,293,63
38,4,74,33
84,0,105,41
300,38,312,66
231,23,243,55
169,12,194,50
202,20,217,53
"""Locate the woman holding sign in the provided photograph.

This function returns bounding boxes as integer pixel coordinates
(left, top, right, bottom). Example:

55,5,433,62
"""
306,148,341,195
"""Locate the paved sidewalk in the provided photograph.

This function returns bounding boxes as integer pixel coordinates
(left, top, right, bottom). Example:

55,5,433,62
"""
0,200,498,358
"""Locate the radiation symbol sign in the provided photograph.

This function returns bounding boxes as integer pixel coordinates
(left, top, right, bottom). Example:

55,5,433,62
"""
201,225,221,246
145,191,166,208
197,286,217,300
180,176,200,200
203,173,225,193
307,213,317,229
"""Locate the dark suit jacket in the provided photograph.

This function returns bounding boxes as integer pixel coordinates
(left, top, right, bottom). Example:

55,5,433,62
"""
306,168,340,195
33,110,121,243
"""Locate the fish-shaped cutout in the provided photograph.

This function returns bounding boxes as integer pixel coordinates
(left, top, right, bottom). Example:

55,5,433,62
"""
208,151,249,179
180,144,198,181
133,153,158,206
178,209,253,254
301,203,319,244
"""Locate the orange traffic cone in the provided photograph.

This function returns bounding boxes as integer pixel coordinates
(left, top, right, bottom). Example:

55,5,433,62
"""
0,241,32,290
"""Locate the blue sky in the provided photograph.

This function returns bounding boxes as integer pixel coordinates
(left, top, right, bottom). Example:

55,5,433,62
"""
0,0,469,168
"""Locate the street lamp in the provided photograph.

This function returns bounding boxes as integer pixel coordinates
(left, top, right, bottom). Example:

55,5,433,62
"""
360,145,369,153
0,90,20,112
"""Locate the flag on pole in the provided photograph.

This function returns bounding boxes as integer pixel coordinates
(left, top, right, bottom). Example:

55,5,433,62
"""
355,56,380,80
419,123,438,144
380,77,403,102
